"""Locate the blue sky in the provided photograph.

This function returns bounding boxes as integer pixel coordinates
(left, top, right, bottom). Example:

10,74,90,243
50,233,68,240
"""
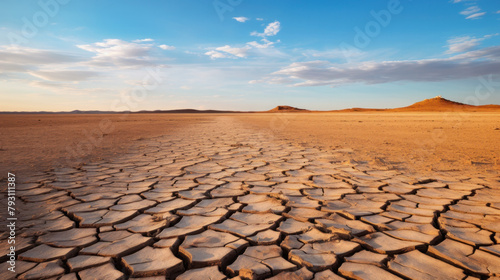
1,0,500,111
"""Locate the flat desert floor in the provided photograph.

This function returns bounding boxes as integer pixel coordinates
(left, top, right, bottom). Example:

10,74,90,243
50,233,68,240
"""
1,113,500,279
236,112,500,176
1,112,499,177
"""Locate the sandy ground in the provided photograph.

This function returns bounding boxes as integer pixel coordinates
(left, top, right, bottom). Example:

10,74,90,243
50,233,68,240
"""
1,115,499,279
1,112,499,178
236,112,500,176
0,114,214,177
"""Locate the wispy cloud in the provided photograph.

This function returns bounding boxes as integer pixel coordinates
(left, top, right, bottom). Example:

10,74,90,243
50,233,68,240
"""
204,38,280,60
0,46,89,82
205,45,250,59
77,39,160,68
247,39,276,49
29,70,99,82
465,12,486,19
233,17,249,23
446,36,482,53
300,48,366,60
159,44,175,50
445,34,499,53
0,61,30,72
460,5,480,15
204,21,281,60
29,80,75,92
0,47,80,66
254,46,500,87
251,21,281,37
215,45,250,58
133,38,154,42
0,39,169,97
204,50,229,59
459,6,486,19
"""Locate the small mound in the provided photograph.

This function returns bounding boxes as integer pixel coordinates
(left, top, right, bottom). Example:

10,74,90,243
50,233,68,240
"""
402,96,468,109
266,106,308,112
393,96,500,112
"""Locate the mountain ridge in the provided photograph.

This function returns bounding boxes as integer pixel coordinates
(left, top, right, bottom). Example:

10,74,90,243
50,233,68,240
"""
1,96,499,113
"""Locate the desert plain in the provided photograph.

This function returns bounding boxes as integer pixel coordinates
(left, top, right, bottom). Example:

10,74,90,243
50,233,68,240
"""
1,106,500,279
1,110,499,177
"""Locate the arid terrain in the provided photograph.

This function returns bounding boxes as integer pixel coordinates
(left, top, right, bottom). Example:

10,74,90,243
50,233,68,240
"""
1,114,500,280
237,111,500,176
0,114,215,177
2,0,499,278
1,109,499,178
1,98,500,279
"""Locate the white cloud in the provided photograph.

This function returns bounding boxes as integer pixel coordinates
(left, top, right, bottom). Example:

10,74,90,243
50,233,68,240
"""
205,38,281,59
465,12,486,19
78,39,151,57
77,39,158,68
233,17,249,23
28,80,79,93
445,36,482,53
0,62,29,72
133,38,154,42
257,46,500,87
264,21,281,36
301,48,366,60
0,46,94,82
484,33,500,38
460,6,480,15
204,20,282,59
251,21,281,37
256,18,264,21
460,6,485,19
0,46,80,66
215,45,250,58
204,45,253,59
205,50,228,59
0,41,172,98
445,34,499,53
29,70,99,82
249,77,294,85
247,39,275,49
159,44,175,50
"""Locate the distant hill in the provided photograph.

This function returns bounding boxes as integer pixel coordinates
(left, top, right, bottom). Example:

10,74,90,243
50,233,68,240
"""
265,106,308,113
134,109,242,114
334,107,385,112
1,96,499,114
391,96,500,112
0,109,244,114
330,96,500,113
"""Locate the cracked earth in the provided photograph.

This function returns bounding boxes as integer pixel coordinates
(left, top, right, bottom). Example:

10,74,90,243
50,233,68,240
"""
1,116,500,280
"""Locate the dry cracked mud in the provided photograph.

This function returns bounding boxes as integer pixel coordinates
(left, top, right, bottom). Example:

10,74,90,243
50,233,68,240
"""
1,116,500,280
